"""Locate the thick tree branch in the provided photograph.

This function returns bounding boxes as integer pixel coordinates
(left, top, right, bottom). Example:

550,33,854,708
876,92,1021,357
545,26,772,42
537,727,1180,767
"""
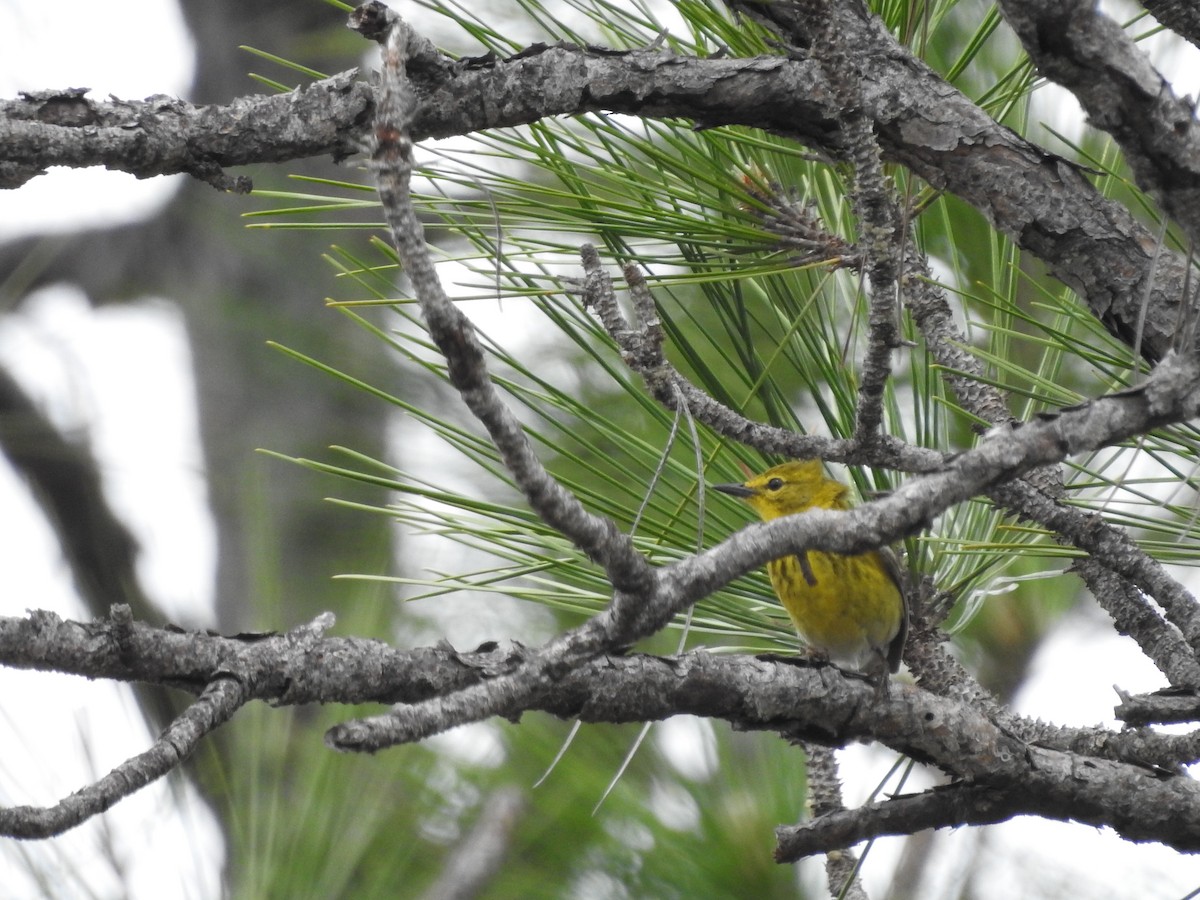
1141,0,1200,50
6,607,1200,852
999,0,1200,249
0,77,371,192
1,0,1191,363
5,608,1196,767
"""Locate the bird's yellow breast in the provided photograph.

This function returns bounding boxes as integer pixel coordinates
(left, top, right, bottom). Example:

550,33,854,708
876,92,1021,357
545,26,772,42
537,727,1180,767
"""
767,548,903,670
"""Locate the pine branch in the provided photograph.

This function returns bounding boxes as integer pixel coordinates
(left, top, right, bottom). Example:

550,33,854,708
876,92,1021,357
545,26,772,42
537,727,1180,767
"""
999,0,1200,250
0,1,1192,362
6,607,1200,852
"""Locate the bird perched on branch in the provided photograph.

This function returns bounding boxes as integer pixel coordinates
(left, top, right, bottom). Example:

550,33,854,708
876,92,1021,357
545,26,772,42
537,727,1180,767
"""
713,460,908,689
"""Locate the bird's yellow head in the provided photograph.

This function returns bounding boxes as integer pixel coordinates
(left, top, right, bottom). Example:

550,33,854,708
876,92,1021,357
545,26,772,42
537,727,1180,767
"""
712,460,849,521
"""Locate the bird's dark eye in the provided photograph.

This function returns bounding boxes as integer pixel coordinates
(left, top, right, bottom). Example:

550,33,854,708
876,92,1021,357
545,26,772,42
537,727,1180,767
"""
766,477,784,491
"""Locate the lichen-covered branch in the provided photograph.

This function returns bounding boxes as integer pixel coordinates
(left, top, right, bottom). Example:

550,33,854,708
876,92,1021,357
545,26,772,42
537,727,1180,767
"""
999,0,1200,250
1,1,1191,362
6,608,1200,852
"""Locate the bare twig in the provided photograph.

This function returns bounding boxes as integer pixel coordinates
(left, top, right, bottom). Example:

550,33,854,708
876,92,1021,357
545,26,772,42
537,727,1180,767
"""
0,79,370,192
0,676,247,839
800,744,871,899
368,25,648,594
0,607,253,839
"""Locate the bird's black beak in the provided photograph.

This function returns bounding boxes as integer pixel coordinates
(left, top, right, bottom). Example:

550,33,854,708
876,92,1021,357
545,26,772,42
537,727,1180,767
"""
711,482,754,498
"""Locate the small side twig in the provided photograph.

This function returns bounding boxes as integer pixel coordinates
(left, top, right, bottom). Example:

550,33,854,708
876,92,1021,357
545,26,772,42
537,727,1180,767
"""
798,744,870,898
577,244,941,474
0,675,247,839
1115,687,1200,727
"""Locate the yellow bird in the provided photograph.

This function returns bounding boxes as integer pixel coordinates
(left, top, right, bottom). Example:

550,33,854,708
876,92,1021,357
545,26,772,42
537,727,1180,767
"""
713,460,908,682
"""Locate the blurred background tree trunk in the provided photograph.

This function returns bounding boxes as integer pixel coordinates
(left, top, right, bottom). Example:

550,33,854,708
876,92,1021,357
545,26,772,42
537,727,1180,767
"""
0,4,396,886
1,0,393,637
